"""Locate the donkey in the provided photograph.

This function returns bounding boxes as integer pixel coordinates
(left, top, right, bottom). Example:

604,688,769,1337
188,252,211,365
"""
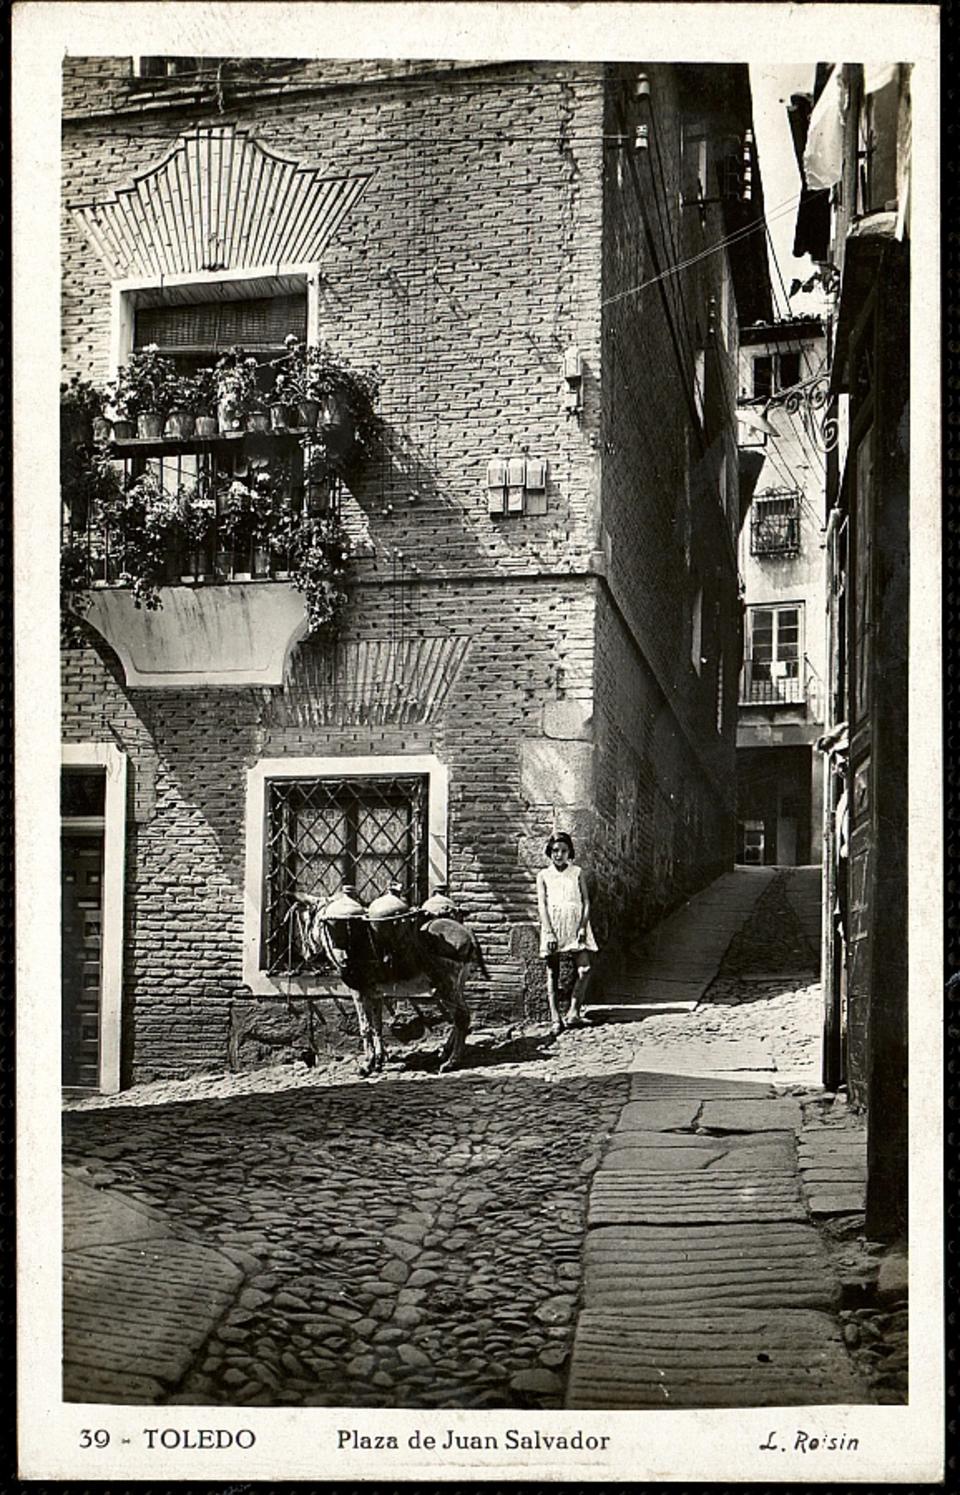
304,906,488,1077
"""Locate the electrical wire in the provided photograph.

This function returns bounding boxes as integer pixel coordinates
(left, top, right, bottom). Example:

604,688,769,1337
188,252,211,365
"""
598,192,802,311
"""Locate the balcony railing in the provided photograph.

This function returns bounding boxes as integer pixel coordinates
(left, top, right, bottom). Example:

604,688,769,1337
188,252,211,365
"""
738,656,806,706
62,432,341,589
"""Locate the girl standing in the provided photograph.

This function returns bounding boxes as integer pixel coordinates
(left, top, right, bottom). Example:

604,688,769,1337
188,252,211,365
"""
536,832,598,1034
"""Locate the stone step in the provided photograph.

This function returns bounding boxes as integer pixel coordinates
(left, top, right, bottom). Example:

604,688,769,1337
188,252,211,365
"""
566,1309,873,1409
629,1074,775,1100
63,1238,242,1401
588,1169,806,1225
698,1098,803,1133
615,1099,703,1132
583,1222,839,1312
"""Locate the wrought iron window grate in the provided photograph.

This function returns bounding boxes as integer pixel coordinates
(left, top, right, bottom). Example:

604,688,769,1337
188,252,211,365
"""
750,491,800,556
263,774,429,975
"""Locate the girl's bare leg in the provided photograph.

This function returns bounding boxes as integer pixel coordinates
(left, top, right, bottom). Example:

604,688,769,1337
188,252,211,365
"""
565,954,593,1023
545,954,563,1035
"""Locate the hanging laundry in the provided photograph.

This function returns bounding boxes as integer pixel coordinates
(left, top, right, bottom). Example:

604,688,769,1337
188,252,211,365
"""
803,66,846,192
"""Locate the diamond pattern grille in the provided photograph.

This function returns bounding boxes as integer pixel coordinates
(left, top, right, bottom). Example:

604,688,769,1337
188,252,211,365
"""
264,774,428,974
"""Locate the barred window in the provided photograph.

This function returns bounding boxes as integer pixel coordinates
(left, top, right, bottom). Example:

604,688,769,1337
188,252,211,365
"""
750,491,800,556
263,774,429,974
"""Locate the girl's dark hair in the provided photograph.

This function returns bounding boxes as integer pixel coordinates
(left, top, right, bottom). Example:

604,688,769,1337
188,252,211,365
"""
545,832,575,858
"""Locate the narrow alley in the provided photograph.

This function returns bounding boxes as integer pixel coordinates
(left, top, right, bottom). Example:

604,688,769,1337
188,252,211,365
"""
62,867,906,1411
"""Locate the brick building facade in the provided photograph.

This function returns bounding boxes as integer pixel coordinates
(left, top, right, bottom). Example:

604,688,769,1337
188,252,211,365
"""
60,58,770,1087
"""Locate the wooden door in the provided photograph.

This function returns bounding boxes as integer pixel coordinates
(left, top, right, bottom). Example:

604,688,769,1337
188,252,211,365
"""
61,834,104,1089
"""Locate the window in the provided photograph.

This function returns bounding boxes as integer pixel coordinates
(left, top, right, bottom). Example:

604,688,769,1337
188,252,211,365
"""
752,349,805,400
750,490,801,556
263,773,429,975
752,355,774,400
741,604,804,704
136,57,226,78
244,753,449,992
778,350,802,390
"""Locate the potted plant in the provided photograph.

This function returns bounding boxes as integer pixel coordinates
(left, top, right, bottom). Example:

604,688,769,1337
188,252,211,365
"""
275,335,381,452
192,366,220,437
60,375,108,447
217,478,257,578
181,483,216,581
214,346,260,433
109,345,178,439
163,370,199,440
276,334,321,430
93,472,169,608
279,511,351,636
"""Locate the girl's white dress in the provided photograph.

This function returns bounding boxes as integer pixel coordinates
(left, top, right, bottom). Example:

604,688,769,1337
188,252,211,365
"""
537,862,598,957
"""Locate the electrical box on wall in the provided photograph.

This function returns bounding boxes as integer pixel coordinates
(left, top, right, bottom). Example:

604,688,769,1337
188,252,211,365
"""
486,456,550,517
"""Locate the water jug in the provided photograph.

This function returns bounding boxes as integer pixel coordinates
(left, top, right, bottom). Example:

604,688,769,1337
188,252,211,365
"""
367,884,411,920
421,884,458,918
322,884,367,919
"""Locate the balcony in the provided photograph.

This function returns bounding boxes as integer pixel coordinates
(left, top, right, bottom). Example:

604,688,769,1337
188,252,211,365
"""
62,432,345,689
739,656,806,707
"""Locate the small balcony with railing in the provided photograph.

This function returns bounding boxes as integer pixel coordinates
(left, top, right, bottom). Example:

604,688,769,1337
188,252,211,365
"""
61,426,350,689
738,654,824,721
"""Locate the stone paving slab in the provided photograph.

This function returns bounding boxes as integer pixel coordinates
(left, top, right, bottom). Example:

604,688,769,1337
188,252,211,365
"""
628,1073,775,1099
566,1308,873,1408
698,1098,802,1133
638,1042,777,1073
583,1222,840,1312
588,1169,806,1225
603,1145,721,1172
64,1237,243,1403
614,1099,703,1132
63,1174,172,1251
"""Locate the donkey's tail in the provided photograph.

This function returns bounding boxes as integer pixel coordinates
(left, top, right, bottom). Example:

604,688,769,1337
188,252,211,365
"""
470,931,491,981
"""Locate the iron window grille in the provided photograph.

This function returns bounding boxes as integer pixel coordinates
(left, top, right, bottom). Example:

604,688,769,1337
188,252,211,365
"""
750,491,801,556
263,774,429,975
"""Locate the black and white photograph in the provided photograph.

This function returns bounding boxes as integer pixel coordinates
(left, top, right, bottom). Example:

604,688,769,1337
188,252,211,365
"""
14,1,943,1483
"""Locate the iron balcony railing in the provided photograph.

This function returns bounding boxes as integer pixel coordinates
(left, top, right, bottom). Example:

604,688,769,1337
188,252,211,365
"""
739,655,807,706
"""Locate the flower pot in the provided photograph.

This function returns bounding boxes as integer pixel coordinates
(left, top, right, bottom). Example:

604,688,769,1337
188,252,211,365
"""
214,547,234,581
165,410,196,440
252,545,273,578
92,416,113,444
297,398,319,431
245,411,270,434
318,391,348,435
195,415,218,437
270,403,291,431
137,413,164,439
185,546,212,581
112,419,136,441
218,397,242,434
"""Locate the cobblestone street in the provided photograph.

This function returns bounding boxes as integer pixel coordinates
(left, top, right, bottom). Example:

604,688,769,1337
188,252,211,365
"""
62,869,904,1410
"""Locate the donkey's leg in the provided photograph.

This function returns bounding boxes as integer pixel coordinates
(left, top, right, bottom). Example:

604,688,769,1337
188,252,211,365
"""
369,994,386,1072
438,967,471,1074
353,989,377,1077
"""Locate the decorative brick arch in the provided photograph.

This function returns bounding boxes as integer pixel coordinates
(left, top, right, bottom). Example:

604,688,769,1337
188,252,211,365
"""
70,125,372,280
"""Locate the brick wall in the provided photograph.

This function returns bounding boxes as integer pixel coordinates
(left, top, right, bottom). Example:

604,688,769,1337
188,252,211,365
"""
61,57,744,1079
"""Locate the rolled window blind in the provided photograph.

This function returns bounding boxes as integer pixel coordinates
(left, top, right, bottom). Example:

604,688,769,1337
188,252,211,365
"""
135,293,307,353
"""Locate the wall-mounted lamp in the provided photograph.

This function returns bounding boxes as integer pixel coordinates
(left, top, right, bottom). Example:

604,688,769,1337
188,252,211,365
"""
562,346,583,416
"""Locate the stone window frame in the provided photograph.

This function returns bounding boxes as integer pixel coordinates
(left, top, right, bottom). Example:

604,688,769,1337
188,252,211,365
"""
243,753,449,996
110,262,325,379
61,742,127,1094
